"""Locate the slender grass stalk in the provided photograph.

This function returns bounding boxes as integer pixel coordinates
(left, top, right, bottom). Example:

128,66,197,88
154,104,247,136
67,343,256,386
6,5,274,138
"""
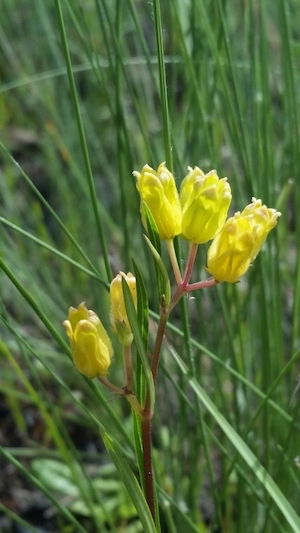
54,0,112,281
0,142,102,278
0,256,69,354
152,0,173,171
0,217,106,283
0,502,43,533
115,0,131,267
0,449,89,533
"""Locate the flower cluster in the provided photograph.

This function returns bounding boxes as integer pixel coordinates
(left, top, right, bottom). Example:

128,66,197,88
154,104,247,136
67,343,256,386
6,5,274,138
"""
63,272,137,379
63,162,280,383
134,164,232,244
134,163,280,283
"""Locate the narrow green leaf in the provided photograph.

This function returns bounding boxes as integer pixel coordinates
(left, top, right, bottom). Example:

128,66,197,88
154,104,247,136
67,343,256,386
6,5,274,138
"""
143,201,161,256
152,0,173,170
142,201,165,303
0,502,41,533
171,348,300,533
132,409,144,492
143,235,171,307
163,314,300,427
130,262,148,490
54,0,111,281
103,432,157,533
0,217,107,285
0,141,101,279
132,259,149,349
132,259,149,406
121,277,155,413
0,256,69,355
0,449,89,533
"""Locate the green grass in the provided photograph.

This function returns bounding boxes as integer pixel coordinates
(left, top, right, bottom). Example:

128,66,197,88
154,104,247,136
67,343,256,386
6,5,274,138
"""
1,0,300,531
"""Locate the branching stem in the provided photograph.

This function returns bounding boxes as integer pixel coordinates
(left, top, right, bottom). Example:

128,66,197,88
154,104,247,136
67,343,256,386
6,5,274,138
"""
139,242,217,524
182,242,198,287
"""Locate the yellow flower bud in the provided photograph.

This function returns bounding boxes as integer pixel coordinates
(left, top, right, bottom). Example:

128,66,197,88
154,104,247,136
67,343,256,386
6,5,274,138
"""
133,163,182,240
63,302,113,378
180,167,232,244
110,272,137,346
207,200,281,283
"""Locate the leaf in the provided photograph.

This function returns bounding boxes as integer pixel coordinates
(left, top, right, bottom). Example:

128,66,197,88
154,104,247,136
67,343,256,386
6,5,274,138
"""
132,259,149,408
31,458,79,497
132,259,149,350
171,347,300,533
103,432,157,533
142,202,168,304
142,201,161,256
143,235,171,307
122,277,155,413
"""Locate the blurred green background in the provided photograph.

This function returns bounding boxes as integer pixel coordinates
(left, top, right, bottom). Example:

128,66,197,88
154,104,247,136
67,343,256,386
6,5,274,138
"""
0,0,300,532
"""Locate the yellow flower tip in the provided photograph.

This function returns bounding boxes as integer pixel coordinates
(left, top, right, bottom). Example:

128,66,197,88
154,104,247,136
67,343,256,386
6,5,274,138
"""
110,272,137,346
63,303,113,379
133,162,182,240
207,199,281,283
180,168,232,244
240,198,281,260
62,319,72,338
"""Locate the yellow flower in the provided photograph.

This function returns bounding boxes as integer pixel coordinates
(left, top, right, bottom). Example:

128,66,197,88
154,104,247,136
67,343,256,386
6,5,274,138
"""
133,163,182,240
180,167,232,244
240,198,281,260
207,200,281,283
63,302,113,378
110,272,137,346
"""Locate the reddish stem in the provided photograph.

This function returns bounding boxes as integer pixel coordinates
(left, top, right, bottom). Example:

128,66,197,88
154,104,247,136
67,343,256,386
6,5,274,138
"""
139,252,217,523
182,242,198,287
186,277,218,292
150,307,168,386
141,306,169,524
141,413,155,519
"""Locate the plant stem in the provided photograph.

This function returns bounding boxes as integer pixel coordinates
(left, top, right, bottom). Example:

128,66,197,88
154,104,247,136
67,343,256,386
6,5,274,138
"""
166,239,182,284
98,376,125,395
140,260,216,522
141,413,155,520
168,276,218,313
150,306,169,386
99,377,143,416
141,305,169,524
125,393,144,417
187,277,218,292
182,242,198,287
